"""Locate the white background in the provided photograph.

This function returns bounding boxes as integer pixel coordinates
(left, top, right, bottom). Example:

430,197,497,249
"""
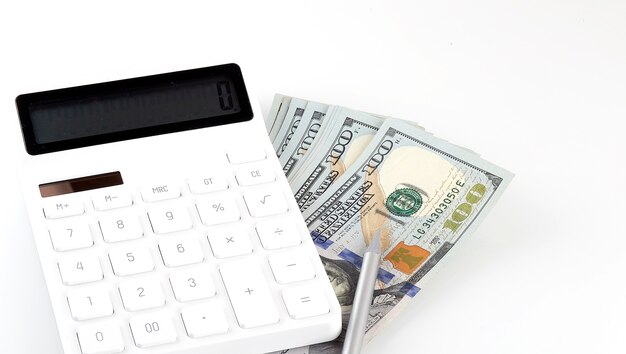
1,1,625,353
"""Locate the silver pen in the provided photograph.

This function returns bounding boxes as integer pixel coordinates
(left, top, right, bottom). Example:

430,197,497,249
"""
342,230,382,354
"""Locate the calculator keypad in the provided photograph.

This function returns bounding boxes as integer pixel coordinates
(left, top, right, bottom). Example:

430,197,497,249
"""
41,150,331,353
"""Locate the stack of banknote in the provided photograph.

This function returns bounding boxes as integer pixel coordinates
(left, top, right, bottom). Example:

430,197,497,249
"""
266,94,513,354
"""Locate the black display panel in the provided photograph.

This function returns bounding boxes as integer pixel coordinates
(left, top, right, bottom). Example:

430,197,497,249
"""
39,171,123,198
16,64,253,155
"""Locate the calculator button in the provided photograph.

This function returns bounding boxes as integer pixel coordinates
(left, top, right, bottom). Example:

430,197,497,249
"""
158,236,204,267
67,286,114,320
195,194,241,226
92,188,133,211
147,204,193,234
140,183,181,202
282,284,330,319
181,303,229,338
235,162,276,186
169,265,216,302
98,213,143,243
49,222,93,251
108,244,155,276
255,219,302,250
227,147,266,164
43,198,84,219
268,252,316,284
243,187,289,218
220,260,279,328
76,322,124,354
207,228,253,259
58,253,103,285
129,311,177,348
188,173,229,194
119,276,166,311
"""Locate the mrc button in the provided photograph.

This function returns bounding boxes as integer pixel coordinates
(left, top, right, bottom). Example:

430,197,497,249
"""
141,183,181,202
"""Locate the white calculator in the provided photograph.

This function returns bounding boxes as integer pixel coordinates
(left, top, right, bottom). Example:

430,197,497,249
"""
15,64,341,354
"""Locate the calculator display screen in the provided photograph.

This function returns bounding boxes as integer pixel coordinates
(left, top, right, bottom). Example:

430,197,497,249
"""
16,64,253,155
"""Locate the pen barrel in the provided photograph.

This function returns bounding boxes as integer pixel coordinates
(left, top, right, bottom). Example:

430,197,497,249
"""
342,251,381,354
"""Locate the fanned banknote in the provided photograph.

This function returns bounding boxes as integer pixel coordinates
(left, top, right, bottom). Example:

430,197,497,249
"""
265,95,513,354
272,97,308,157
267,94,292,141
278,101,333,178
289,107,384,212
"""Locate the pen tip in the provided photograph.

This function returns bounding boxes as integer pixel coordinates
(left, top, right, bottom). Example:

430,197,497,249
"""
367,230,381,254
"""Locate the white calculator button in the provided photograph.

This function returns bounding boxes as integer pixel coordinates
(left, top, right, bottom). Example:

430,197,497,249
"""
181,303,229,338
91,188,133,211
169,265,216,302
49,222,93,251
108,244,155,276
235,162,276,186
282,284,330,319
207,228,253,259
243,187,289,218
98,213,143,243
140,183,181,202
195,194,241,226
158,236,204,267
119,276,166,311
43,198,84,219
188,174,229,194
58,253,103,285
227,147,266,164
220,260,279,328
269,252,316,284
129,311,177,348
255,219,302,250
67,286,114,320
76,322,124,354
147,204,193,234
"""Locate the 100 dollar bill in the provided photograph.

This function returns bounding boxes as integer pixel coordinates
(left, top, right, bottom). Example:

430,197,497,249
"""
278,101,332,178
272,98,307,157
299,118,512,348
290,108,384,212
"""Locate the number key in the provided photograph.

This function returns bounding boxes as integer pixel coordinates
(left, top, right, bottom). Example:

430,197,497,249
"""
158,236,204,267
129,312,177,348
98,213,143,243
76,322,124,354
147,204,193,234
67,285,114,320
108,244,154,276
58,252,103,285
118,275,165,311
49,221,93,251
169,265,216,302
